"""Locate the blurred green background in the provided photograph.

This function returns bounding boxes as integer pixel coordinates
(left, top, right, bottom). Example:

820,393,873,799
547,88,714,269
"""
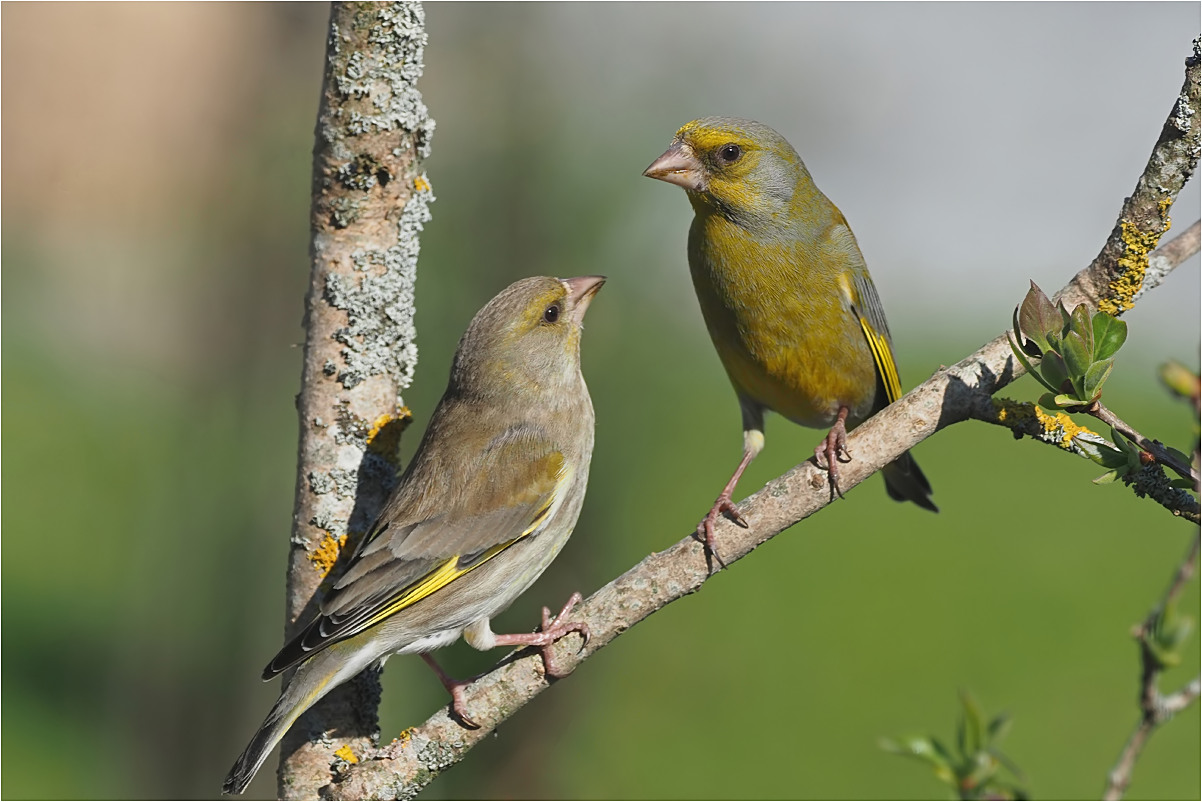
3,3,1199,799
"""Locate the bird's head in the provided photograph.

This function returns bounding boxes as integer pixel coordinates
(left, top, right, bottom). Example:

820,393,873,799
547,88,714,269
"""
643,117,807,227
449,275,605,402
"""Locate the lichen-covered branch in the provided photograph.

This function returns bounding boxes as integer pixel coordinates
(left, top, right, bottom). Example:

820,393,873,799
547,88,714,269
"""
1062,37,1199,317
1088,400,1199,486
280,3,434,799
325,42,1200,799
977,398,1201,523
1103,533,1201,801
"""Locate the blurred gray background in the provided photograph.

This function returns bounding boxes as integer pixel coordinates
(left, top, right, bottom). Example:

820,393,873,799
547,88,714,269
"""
3,3,1198,799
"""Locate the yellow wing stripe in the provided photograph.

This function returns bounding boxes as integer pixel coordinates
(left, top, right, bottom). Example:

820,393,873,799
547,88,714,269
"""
859,316,903,403
358,495,559,632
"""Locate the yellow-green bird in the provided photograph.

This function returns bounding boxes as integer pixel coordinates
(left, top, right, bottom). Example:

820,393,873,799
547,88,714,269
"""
223,275,605,795
643,117,935,554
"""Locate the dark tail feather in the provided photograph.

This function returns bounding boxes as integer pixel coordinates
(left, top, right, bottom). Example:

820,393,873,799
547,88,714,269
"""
882,451,937,512
223,703,288,796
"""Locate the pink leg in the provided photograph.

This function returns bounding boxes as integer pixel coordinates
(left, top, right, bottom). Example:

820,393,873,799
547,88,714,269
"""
420,652,481,728
491,592,590,678
814,406,852,500
697,448,755,564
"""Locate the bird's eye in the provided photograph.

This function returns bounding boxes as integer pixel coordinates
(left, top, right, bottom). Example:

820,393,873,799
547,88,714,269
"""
543,304,560,324
717,143,742,163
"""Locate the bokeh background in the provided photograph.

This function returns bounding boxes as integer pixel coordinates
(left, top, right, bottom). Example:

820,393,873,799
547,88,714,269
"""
3,3,1199,799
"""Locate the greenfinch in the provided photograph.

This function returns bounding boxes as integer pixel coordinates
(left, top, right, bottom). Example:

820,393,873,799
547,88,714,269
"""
643,117,935,555
223,275,605,795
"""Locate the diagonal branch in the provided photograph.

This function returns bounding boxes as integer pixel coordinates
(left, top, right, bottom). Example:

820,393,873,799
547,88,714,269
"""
325,39,1201,799
972,398,1201,523
1088,399,1199,486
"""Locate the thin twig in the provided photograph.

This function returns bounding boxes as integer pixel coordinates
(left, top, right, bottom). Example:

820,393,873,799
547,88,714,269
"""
1102,533,1201,801
976,398,1201,523
1088,400,1199,486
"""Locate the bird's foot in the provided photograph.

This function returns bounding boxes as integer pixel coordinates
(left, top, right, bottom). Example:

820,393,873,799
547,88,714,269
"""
815,413,852,501
420,652,482,729
696,495,744,571
492,592,589,678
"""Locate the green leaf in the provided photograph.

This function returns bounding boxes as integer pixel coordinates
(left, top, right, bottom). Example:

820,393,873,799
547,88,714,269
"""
1093,469,1121,484
1094,443,1132,470
958,691,984,759
1069,303,1094,355
1061,331,1091,396
1037,392,1059,410
1016,282,1058,354
965,751,1000,790
1007,331,1058,393
1012,305,1043,358
880,735,953,771
1082,358,1114,401
991,748,1027,783
1092,313,1128,360
1039,352,1070,394
1146,602,1195,668
1110,427,1141,459
1147,638,1183,668
986,713,1012,745
1171,478,1198,489
1052,393,1088,408
1166,445,1193,466
928,736,956,766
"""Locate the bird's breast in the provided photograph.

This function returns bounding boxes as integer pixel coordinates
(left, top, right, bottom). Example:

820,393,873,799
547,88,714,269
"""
687,217,879,427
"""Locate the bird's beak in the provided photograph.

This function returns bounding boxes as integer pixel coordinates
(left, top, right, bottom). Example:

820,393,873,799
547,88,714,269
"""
642,141,705,192
562,275,606,324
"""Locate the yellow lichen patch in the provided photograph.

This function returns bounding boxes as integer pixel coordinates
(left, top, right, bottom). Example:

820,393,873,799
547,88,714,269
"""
333,744,359,764
366,407,413,462
991,397,1036,426
309,532,348,575
413,175,431,192
1033,407,1096,449
1099,218,1164,315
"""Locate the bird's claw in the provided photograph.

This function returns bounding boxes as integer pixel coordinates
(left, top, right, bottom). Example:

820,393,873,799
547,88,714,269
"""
539,592,591,662
447,689,481,730
492,592,588,678
696,496,742,571
815,416,851,501
420,653,482,729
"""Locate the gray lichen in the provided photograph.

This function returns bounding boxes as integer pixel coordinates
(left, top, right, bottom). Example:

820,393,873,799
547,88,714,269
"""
309,468,360,498
324,3,436,158
323,176,432,392
317,1,435,393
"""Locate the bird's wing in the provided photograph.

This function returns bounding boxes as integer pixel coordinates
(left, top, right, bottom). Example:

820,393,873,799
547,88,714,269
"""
849,269,903,404
264,425,567,677
825,220,904,406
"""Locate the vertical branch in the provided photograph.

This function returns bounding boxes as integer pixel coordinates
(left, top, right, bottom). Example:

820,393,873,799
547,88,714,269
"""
1103,532,1202,800
280,2,434,798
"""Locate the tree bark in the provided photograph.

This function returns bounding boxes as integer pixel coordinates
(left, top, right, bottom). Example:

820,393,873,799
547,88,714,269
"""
280,3,434,798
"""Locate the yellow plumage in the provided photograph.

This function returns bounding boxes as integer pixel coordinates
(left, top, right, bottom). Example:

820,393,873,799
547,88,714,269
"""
645,117,935,553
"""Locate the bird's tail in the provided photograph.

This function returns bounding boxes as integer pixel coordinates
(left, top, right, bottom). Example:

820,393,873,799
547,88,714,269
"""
882,451,937,512
222,655,341,795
